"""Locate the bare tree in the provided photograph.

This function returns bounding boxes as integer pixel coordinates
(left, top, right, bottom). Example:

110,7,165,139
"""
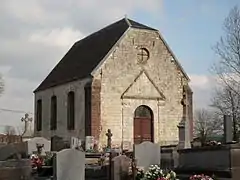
194,109,222,145
4,125,17,144
211,5,240,141
211,85,240,140
16,124,25,136
0,74,4,95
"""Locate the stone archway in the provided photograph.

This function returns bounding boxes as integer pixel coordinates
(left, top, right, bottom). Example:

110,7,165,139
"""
133,105,154,144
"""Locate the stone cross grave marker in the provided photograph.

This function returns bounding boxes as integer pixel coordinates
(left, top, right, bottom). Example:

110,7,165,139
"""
224,115,233,143
134,141,160,170
21,113,33,140
111,155,131,180
54,148,85,180
106,129,112,149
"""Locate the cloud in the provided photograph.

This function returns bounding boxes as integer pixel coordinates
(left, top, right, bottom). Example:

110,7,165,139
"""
29,28,84,47
0,0,163,131
189,74,216,109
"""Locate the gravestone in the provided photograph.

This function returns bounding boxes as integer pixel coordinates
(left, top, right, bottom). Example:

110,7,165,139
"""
85,136,94,151
122,141,131,151
27,137,51,155
224,115,233,143
54,149,85,180
0,142,28,161
134,141,160,170
111,155,131,180
71,137,81,149
51,136,66,151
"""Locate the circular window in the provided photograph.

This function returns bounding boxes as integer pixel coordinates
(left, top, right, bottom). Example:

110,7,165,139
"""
137,48,149,64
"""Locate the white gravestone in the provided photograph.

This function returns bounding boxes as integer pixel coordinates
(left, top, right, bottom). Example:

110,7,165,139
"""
71,137,82,149
27,137,51,155
55,149,85,180
85,136,94,151
134,141,161,170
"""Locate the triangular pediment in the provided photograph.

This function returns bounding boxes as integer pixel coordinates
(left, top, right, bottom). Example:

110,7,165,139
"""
121,70,165,100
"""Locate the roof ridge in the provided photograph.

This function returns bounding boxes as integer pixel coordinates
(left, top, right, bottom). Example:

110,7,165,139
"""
124,16,132,27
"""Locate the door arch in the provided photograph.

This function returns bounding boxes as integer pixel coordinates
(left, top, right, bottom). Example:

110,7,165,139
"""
133,105,154,144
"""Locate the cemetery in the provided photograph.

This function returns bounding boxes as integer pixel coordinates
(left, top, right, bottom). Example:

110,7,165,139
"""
0,114,239,180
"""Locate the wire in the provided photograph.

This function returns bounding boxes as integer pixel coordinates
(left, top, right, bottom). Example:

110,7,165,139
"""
0,108,33,114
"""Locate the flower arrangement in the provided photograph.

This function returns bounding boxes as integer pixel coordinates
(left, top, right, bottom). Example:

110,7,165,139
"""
30,154,44,169
136,165,178,180
189,174,214,180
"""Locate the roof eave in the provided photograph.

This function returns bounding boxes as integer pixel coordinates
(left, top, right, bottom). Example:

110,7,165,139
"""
91,27,131,76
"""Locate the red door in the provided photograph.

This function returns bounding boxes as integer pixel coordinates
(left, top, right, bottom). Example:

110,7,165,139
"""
134,117,153,144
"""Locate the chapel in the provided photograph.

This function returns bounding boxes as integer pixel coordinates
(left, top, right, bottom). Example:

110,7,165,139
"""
34,18,193,148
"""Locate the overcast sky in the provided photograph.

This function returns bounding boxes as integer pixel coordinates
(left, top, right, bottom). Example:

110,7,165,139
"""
0,0,239,131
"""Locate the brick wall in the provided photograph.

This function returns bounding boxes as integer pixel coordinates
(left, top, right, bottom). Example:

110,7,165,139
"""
91,79,101,140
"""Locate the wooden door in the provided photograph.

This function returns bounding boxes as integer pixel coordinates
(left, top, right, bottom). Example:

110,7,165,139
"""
134,117,152,144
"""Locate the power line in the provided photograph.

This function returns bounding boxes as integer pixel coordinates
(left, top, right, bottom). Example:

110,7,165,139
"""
0,108,33,115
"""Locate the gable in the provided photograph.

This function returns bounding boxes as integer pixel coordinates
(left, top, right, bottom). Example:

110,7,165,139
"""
121,70,165,100
34,18,158,93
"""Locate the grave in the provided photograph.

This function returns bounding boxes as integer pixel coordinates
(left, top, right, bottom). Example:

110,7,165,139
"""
51,135,68,151
85,136,94,151
134,141,160,170
53,148,85,180
111,155,131,180
176,115,240,180
27,137,51,155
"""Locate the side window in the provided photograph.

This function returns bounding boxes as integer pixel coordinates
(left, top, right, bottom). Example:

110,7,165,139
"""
67,91,75,130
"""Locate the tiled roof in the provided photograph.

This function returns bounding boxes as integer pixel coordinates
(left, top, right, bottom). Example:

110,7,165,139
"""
34,18,157,92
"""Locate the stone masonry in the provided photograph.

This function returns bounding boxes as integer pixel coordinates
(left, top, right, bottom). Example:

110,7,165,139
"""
34,24,192,148
92,28,190,147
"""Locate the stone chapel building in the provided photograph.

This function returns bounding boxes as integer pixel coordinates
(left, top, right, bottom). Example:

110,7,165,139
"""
34,18,193,148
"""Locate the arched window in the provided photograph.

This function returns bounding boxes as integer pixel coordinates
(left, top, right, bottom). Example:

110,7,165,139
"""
67,91,75,130
134,105,152,118
50,96,57,130
36,99,42,131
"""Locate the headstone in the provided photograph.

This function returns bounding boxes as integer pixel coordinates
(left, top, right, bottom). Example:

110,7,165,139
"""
111,155,131,180
85,136,94,151
224,115,233,143
54,149,85,180
122,141,131,151
27,137,50,155
51,136,65,151
0,142,28,161
134,141,160,170
71,137,81,149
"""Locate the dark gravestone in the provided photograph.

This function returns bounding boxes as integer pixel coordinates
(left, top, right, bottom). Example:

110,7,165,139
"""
0,142,28,161
51,136,68,151
224,115,233,143
134,141,160,170
111,155,131,180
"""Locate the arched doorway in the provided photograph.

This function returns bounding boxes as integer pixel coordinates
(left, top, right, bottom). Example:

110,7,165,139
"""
134,105,154,144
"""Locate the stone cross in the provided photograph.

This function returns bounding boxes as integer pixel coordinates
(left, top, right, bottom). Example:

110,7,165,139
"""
106,129,112,149
21,113,32,134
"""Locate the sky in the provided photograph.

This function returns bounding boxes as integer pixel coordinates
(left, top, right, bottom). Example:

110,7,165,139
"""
0,0,239,131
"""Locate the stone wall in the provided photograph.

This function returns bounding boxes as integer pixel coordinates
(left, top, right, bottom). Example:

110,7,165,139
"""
34,77,92,140
92,28,190,147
